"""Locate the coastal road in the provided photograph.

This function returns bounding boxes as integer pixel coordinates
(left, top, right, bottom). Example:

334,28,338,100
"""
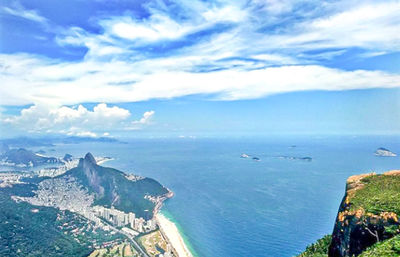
108,225,150,257
122,232,150,257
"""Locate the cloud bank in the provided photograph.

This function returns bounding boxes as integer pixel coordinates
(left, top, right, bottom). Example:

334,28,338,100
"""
0,0,399,107
0,0,399,136
3,104,154,137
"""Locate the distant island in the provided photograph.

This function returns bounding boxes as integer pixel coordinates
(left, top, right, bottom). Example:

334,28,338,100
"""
276,156,312,161
240,153,313,162
240,154,261,161
374,147,397,157
298,170,400,256
0,152,192,257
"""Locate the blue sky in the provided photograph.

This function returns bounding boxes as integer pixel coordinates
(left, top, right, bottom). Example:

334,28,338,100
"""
0,0,399,137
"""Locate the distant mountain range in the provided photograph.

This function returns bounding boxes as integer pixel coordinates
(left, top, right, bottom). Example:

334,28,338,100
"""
0,148,60,167
0,136,120,148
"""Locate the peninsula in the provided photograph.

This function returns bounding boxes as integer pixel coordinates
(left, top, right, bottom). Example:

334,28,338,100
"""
0,152,194,257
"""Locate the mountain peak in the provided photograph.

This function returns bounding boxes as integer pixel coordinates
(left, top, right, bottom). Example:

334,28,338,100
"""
78,152,97,167
84,152,96,164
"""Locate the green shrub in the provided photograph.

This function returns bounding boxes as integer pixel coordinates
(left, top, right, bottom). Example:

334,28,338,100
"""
359,234,400,257
297,235,331,257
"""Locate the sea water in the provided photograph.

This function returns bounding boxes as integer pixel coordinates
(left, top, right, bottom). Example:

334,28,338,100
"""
45,135,400,257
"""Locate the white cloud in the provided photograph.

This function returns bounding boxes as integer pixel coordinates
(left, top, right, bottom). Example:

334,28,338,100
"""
0,0,399,108
108,15,190,41
201,5,247,23
250,54,298,64
1,51,399,106
127,110,155,130
2,103,154,136
265,1,400,51
133,110,155,124
50,0,400,68
65,128,98,138
2,4,47,23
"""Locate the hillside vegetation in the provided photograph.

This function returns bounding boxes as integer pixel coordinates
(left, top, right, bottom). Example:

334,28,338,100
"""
298,170,400,257
348,174,400,215
63,153,169,219
0,184,123,257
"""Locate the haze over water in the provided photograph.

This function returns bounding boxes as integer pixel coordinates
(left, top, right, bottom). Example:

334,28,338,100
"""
45,135,400,257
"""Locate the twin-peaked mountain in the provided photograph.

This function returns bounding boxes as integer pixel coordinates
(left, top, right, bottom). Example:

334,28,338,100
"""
60,153,170,219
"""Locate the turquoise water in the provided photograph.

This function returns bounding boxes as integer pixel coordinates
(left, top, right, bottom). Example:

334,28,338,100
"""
44,135,400,257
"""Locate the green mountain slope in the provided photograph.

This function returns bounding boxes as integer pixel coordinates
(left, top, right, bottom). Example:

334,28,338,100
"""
62,153,169,219
0,184,123,257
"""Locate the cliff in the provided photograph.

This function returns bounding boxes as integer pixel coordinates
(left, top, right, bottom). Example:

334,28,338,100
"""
328,170,400,256
299,170,400,257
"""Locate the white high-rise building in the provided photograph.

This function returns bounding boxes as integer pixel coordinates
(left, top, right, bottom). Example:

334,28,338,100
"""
129,212,135,228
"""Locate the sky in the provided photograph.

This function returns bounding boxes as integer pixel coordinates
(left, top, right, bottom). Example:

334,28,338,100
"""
0,0,399,138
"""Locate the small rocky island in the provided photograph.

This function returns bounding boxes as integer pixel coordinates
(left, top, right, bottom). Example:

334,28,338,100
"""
299,170,400,257
277,156,312,161
374,147,397,157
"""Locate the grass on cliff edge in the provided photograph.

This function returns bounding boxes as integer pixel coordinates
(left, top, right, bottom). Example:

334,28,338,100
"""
349,175,400,215
297,235,331,257
298,234,400,257
359,234,400,257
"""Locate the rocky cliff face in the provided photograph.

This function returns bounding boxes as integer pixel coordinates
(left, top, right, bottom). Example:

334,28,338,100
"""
328,170,400,257
78,153,107,199
64,152,170,219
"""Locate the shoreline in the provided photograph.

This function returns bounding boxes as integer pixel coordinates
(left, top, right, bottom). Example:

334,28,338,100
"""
154,189,194,257
96,157,114,165
156,213,194,257
153,189,174,217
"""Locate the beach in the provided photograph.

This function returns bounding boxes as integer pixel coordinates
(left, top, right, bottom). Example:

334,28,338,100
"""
156,213,194,257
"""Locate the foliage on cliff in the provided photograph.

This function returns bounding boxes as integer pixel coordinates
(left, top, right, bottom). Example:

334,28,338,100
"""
299,170,400,257
299,234,400,257
348,174,400,215
329,171,400,256
359,234,400,257
297,235,331,257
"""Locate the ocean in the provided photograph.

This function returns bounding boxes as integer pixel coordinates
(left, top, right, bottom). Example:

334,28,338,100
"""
39,135,400,257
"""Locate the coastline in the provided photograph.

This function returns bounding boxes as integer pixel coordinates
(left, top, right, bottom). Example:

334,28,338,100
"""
156,213,194,257
153,189,195,257
96,157,114,165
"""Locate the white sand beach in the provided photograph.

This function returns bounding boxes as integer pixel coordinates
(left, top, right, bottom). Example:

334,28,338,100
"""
156,213,194,257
